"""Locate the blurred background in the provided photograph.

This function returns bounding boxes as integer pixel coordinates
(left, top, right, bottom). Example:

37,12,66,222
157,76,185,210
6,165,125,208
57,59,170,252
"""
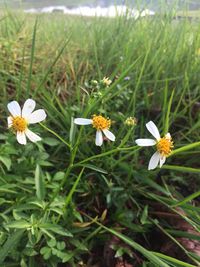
0,0,200,10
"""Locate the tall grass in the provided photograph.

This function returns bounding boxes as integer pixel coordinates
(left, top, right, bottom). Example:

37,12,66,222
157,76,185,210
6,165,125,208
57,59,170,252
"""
0,8,200,267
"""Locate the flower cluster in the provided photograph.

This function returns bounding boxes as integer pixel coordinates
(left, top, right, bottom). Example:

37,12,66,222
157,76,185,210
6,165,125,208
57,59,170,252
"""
101,77,112,87
125,117,137,126
7,99,174,170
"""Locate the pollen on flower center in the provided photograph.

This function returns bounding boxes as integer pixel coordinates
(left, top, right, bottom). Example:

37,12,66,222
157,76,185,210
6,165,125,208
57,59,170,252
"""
156,136,173,157
92,115,111,130
12,116,27,132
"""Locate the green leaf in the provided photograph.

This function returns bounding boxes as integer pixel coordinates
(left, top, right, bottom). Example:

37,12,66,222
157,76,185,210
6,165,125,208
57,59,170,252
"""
70,239,88,251
79,163,108,174
0,156,11,170
171,190,200,207
35,164,45,201
141,175,171,196
23,247,38,256
167,229,200,241
6,220,31,229
98,223,170,267
140,205,149,225
40,247,51,260
0,229,25,263
43,137,60,146
0,185,17,194
47,238,56,248
56,241,66,250
62,252,74,263
40,223,73,237
40,228,55,239
153,252,196,267
115,247,124,258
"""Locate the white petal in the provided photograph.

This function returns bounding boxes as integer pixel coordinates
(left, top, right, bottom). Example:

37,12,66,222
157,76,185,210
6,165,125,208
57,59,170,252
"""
165,133,171,139
16,131,26,145
7,116,13,128
22,99,36,119
146,121,160,140
25,129,41,143
74,118,92,125
103,129,115,142
148,151,160,170
135,139,156,146
95,130,103,146
28,109,47,124
159,156,166,168
7,101,21,117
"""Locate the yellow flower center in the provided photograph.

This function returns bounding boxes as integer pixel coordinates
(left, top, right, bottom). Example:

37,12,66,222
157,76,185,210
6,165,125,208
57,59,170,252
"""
156,135,173,157
92,115,111,130
12,116,27,132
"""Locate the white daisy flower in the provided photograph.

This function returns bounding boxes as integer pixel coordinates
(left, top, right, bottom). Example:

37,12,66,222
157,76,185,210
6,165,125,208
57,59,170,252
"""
135,121,173,170
74,115,115,146
7,99,47,145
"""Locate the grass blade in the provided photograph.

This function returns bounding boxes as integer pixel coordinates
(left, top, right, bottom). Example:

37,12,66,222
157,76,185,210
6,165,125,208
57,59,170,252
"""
26,18,38,97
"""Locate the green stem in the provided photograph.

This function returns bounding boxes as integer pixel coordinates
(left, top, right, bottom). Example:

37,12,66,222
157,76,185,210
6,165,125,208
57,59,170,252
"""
64,168,85,210
74,145,138,166
40,123,71,149
170,141,200,156
162,165,200,173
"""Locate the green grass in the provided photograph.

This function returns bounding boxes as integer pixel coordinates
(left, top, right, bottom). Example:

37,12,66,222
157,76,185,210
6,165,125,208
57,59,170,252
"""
0,8,200,267
178,10,200,18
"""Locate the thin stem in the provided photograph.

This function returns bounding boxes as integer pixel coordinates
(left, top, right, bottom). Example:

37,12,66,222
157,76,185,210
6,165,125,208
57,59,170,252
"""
64,168,85,209
74,145,139,166
40,123,71,149
170,141,200,156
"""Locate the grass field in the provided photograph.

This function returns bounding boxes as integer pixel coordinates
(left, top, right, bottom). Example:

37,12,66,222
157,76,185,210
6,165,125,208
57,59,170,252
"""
0,8,200,267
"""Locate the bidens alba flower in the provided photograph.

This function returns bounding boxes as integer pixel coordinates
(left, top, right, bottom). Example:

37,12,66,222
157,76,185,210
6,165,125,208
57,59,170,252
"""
7,99,47,145
74,115,115,146
135,121,173,170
